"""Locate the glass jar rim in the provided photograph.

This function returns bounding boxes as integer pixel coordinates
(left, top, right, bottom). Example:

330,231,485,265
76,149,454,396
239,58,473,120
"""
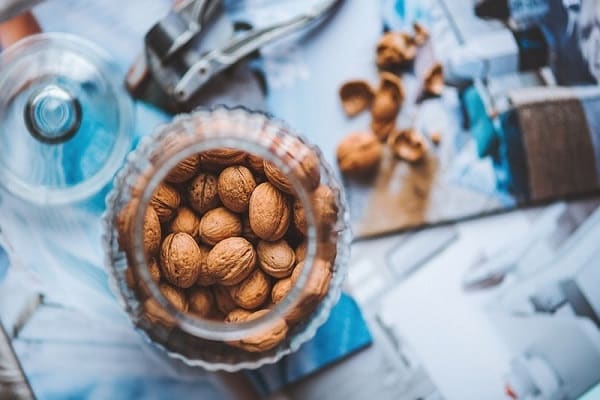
131,116,320,341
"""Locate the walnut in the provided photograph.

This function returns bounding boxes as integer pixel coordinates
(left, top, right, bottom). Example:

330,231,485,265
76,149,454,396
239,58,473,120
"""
376,31,417,69
249,183,291,241
292,199,307,235
200,148,246,171
388,129,428,163
257,240,295,278
229,268,271,310
337,132,383,176
217,166,257,213
423,63,444,97
165,154,200,183
195,244,214,286
317,238,338,264
187,173,219,215
271,278,293,304
188,287,214,318
169,207,200,240
413,22,429,46
225,308,252,323
144,298,175,327
150,183,181,222
371,72,404,141
160,232,202,288
264,142,321,194
213,285,238,315
339,80,375,117
206,237,256,286
312,185,338,238
143,205,162,256
198,207,242,245
285,259,331,325
241,214,260,245
244,153,265,176
295,240,307,262
160,282,189,312
148,258,161,283
227,309,288,352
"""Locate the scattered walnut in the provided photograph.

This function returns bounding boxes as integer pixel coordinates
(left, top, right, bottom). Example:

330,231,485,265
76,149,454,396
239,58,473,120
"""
217,166,257,213
213,285,238,315
227,309,288,352
188,287,214,318
206,237,256,286
150,183,181,223
371,72,404,141
388,129,428,163
249,183,291,242
339,80,375,117
169,207,200,240
423,63,444,96
271,278,293,304
413,22,429,46
257,240,296,278
165,154,200,183
376,31,417,69
229,268,271,310
337,132,383,176
198,207,242,245
160,232,202,288
187,173,219,215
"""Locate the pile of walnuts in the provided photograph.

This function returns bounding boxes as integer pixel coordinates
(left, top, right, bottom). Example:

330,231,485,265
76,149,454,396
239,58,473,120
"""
336,22,444,177
117,144,338,353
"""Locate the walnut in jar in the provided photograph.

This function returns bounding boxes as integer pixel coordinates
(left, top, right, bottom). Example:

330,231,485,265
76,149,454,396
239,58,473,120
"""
150,183,181,223
198,207,242,245
187,172,219,215
248,183,291,242
160,232,202,288
206,237,256,286
257,240,296,278
217,165,257,213
229,268,271,310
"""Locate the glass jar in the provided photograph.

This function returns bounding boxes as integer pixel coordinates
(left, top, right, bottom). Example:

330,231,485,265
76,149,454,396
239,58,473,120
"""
103,106,350,371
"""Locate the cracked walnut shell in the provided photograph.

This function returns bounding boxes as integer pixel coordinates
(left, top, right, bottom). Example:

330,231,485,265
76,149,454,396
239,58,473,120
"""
423,63,444,96
388,129,428,163
206,237,256,286
217,166,257,213
198,207,242,245
337,132,383,176
339,80,374,117
376,31,417,69
160,232,202,288
229,268,271,310
249,183,291,242
257,240,296,278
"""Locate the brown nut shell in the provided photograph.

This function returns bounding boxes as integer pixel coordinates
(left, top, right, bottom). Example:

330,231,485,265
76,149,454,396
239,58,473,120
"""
148,258,161,283
214,285,238,315
229,268,271,310
264,141,321,194
217,166,257,213
249,183,291,241
206,237,256,286
198,207,242,245
388,129,428,163
295,240,307,262
371,72,404,134
370,117,397,142
263,161,293,194
337,132,383,176
241,214,260,245
200,148,247,170
245,153,265,176
285,259,331,325
160,232,202,288
312,185,338,238
188,287,214,318
150,183,181,223
143,206,162,256
169,207,200,240
225,308,253,323
339,80,375,117
257,240,296,278
165,154,200,183
195,244,214,286
413,22,429,46
376,31,417,69
187,173,219,215
160,282,189,312
228,309,288,352
423,63,444,96
271,278,293,304
292,199,307,235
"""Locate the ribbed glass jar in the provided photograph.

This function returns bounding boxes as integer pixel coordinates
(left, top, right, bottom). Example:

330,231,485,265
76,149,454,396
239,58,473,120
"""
103,106,350,371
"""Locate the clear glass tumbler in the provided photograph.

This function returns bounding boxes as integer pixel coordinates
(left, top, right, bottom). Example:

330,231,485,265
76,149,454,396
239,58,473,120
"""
103,106,351,370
